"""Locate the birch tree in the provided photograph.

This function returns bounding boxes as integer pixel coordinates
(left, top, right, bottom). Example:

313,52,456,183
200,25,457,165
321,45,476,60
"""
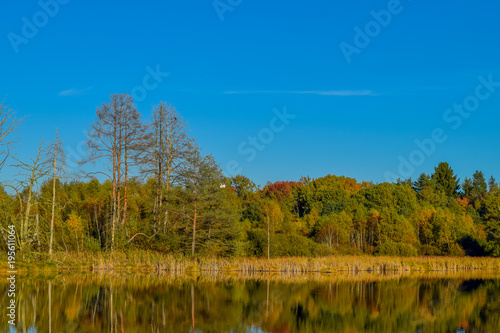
262,200,283,259
46,129,66,259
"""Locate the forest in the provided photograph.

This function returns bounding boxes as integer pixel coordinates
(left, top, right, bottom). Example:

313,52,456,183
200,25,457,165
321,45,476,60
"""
1,94,499,260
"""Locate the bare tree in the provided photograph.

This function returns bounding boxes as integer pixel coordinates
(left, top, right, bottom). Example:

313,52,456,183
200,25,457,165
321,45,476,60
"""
140,102,193,232
82,94,143,251
9,142,50,252
0,99,23,171
121,101,145,226
46,129,66,259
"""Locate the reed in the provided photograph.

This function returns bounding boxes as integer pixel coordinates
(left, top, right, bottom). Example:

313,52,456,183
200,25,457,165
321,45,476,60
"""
2,250,500,275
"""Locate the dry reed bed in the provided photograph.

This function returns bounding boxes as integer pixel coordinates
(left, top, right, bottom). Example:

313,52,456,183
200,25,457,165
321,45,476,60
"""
7,270,500,286
3,251,500,274
85,253,500,273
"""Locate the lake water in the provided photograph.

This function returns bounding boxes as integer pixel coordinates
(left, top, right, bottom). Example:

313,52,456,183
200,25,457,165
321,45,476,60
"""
1,272,499,332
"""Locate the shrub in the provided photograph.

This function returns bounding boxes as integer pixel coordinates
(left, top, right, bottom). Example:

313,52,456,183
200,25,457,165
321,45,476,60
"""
84,237,101,253
376,241,418,257
447,242,465,257
247,229,322,258
419,244,442,256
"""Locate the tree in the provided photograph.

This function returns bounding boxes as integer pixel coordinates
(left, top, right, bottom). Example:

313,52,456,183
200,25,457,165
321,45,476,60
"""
46,129,66,259
83,94,143,251
462,177,473,197
10,142,50,252
140,102,193,232
120,99,145,226
231,174,258,199
262,199,284,259
481,190,500,256
489,176,498,192
412,173,434,193
314,211,352,248
352,206,368,251
432,162,460,197
176,149,224,256
472,170,487,198
0,99,23,171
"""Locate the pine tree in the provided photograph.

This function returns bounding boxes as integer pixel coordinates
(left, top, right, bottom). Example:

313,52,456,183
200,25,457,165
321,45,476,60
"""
472,170,487,197
462,177,473,197
432,162,460,197
489,176,498,192
412,173,433,193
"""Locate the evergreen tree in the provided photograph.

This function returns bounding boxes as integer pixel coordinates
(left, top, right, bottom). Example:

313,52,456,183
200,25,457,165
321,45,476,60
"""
489,176,498,192
481,191,500,256
412,173,433,193
472,170,487,197
432,162,460,197
462,177,473,197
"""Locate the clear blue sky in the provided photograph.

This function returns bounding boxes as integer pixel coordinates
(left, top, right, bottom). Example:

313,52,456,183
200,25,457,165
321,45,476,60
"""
1,0,499,186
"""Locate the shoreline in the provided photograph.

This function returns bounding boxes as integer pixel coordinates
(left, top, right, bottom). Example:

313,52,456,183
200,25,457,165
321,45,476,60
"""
2,251,500,275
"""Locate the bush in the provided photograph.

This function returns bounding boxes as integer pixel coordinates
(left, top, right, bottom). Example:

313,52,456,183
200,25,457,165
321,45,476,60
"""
247,229,323,258
447,242,465,257
376,241,418,257
419,244,442,256
84,237,101,253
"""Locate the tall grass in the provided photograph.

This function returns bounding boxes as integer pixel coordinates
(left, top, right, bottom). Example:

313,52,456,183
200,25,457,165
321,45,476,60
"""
3,250,500,274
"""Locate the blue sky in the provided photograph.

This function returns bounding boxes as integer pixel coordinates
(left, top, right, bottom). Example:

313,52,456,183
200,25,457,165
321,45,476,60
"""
1,0,499,186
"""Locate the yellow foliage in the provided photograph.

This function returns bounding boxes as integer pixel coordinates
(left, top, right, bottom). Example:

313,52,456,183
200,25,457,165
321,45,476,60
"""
66,213,85,241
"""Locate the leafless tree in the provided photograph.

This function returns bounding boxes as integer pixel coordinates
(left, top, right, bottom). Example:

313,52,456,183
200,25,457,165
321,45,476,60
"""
139,102,194,232
82,94,144,251
0,98,23,172
9,142,50,252
45,129,66,259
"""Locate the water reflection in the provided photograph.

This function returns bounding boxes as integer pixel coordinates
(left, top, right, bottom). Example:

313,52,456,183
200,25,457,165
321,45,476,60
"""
1,272,499,332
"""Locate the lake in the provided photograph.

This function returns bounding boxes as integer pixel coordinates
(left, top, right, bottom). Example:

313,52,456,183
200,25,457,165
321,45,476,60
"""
1,271,499,332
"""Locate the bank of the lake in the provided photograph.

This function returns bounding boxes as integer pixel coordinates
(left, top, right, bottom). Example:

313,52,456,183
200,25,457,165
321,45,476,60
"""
2,251,500,275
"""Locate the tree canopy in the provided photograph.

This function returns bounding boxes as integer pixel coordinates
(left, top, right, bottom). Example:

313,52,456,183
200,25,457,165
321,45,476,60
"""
0,95,499,258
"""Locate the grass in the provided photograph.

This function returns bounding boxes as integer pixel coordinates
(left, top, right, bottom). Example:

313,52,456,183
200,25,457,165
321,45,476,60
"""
0,250,500,275
2,250,500,275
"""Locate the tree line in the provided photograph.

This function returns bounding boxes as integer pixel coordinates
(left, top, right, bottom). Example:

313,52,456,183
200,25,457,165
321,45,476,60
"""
0,94,499,258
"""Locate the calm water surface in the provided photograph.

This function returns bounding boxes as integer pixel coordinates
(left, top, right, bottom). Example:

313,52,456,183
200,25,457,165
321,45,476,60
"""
1,272,500,332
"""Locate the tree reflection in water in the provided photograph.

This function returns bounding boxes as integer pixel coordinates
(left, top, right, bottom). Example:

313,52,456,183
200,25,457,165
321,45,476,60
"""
1,272,499,333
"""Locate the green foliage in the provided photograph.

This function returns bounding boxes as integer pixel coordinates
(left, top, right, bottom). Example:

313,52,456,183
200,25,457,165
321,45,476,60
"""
1,150,497,260
432,162,460,197
231,174,258,199
247,229,324,257
480,190,500,256
376,240,418,257
313,211,352,248
472,170,488,197
488,176,498,192
419,244,442,256
84,237,101,253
